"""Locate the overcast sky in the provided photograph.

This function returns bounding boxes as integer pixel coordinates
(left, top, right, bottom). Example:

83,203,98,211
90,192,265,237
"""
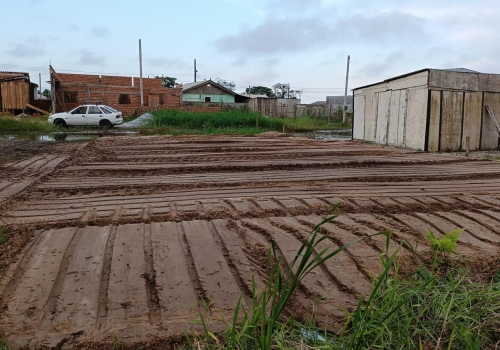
1,0,499,103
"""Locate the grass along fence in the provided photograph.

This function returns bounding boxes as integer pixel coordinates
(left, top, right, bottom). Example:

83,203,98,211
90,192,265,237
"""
149,109,350,134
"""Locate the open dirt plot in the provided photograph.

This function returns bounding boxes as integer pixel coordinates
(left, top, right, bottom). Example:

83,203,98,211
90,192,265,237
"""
1,135,500,348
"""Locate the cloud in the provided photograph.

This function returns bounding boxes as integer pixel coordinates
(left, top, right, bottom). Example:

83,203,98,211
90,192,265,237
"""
89,26,111,38
216,11,426,55
358,50,407,78
6,38,45,58
147,57,187,69
78,50,106,66
67,23,80,32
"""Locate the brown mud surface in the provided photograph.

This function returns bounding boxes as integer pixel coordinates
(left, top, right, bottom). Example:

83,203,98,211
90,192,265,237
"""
1,135,500,349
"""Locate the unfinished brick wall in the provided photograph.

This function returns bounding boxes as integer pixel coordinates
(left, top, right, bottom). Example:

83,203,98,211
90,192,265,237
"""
52,68,182,115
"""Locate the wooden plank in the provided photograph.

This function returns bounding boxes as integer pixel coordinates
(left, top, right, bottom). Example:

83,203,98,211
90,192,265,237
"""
462,92,482,151
353,95,365,140
26,103,49,115
397,89,408,147
481,93,500,149
485,105,500,135
440,91,463,152
405,87,428,150
387,90,401,146
427,90,441,152
375,91,391,145
429,70,479,91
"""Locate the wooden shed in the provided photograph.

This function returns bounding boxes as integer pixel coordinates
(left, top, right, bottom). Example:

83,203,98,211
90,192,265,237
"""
0,71,44,114
353,68,500,151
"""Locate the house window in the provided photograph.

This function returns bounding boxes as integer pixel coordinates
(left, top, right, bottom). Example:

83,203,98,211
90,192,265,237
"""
119,94,131,104
204,96,211,102
64,91,78,103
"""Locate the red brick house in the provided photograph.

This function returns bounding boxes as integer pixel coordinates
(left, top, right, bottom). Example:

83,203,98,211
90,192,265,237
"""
50,66,182,115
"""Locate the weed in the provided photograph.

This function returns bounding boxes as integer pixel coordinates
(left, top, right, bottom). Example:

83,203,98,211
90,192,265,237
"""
0,228,10,245
484,154,500,161
425,228,463,265
0,332,11,350
191,206,391,349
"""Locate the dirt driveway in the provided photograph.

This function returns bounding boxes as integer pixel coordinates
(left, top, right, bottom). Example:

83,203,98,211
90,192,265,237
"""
1,135,500,349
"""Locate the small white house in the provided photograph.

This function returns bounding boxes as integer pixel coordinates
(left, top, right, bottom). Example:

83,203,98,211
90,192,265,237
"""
353,68,500,151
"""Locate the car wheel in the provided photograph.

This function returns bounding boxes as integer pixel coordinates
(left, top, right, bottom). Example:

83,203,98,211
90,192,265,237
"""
99,120,112,129
53,119,67,128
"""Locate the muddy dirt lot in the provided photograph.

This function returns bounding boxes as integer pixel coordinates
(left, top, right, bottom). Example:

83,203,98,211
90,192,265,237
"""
1,135,500,349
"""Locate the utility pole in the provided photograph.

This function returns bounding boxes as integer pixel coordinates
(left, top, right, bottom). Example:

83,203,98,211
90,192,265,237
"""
38,73,42,99
194,59,197,82
343,55,350,124
139,39,144,106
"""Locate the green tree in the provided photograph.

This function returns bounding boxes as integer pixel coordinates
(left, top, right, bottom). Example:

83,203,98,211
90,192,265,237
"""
155,76,177,88
41,89,51,99
245,86,276,98
215,78,236,91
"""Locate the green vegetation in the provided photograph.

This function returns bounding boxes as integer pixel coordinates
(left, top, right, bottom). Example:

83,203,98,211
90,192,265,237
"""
0,116,58,133
484,154,500,161
149,109,349,135
0,228,11,245
426,228,463,265
185,215,500,350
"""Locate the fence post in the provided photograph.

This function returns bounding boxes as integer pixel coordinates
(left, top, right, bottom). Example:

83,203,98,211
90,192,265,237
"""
466,136,470,157
256,114,259,128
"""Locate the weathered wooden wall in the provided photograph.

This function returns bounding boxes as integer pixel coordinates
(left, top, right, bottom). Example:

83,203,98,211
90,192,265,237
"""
462,92,482,151
429,70,500,92
440,91,464,152
375,91,391,144
387,90,401,146
427,91,500,151
0,80,29,110
352,95,365,139
249,98,278,117
185,84,229,95
427,91,441,152
481,93,500,149
354,71,428,149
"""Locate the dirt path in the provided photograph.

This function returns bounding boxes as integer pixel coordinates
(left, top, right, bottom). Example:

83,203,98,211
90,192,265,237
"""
1,135,500,349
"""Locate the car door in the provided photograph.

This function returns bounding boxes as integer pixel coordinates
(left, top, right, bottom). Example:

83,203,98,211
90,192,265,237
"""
86,106,102,126
67,106,87,126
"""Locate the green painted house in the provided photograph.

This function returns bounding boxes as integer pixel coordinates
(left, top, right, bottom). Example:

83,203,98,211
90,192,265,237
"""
182,80,237,103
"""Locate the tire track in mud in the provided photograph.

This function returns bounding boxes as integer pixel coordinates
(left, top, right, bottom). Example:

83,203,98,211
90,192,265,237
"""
1,135,500,348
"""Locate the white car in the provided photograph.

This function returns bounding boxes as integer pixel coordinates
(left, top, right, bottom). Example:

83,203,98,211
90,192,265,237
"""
48,105,123,128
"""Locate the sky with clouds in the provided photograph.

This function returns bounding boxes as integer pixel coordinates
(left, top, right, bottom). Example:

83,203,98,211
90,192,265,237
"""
1,0,499,103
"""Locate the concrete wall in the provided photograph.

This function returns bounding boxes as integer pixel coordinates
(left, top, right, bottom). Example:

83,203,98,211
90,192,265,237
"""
182,94,235,103
326,95,353,113
353,71,428,150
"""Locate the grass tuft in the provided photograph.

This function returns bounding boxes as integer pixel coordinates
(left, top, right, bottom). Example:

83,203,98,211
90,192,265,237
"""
0,228,11,245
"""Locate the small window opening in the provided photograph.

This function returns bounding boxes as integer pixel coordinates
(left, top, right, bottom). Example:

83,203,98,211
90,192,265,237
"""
64,91,78,103
204,96,211,102
119,94,131,104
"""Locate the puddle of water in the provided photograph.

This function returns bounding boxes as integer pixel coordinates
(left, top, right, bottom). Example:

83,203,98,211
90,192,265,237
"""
0,131,138,142
294,129,352,141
